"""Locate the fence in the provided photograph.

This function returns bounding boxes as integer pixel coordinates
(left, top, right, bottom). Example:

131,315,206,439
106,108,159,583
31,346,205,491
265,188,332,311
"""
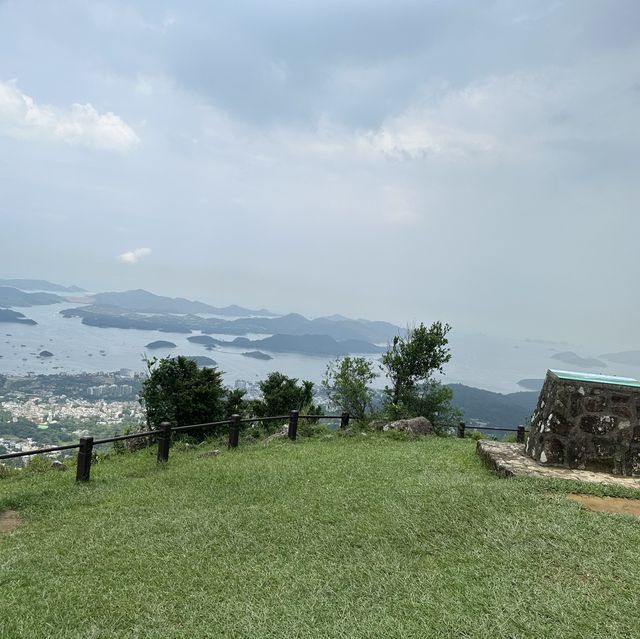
0,414,526,483
456,421,527,443
0,411,351,482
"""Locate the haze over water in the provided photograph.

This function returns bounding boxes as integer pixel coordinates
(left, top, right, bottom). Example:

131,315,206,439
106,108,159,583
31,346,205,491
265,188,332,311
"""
2,303,637,395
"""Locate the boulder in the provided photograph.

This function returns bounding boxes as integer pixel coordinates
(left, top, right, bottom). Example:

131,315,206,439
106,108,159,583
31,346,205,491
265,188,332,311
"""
382,416,433,435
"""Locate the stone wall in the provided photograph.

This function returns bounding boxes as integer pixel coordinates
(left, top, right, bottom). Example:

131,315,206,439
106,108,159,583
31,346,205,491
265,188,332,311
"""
526,371,640,476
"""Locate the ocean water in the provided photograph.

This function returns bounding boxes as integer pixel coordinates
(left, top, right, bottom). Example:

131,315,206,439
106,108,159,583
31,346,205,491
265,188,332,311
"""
1,304,637,394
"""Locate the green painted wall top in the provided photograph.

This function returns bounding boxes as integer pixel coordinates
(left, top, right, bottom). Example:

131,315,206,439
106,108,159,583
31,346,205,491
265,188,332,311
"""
548,369,640,388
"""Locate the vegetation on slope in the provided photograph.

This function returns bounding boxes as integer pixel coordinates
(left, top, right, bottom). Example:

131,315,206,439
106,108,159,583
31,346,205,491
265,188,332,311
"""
2,435,640,638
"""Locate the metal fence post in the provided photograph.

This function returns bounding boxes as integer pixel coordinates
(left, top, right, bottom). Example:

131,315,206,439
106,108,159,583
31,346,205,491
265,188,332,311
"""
341,412,350,429
288,410,299,440
457,422,466,439
157,421,172,463
76,436,94,482
517,426,525,444
228,414,241,449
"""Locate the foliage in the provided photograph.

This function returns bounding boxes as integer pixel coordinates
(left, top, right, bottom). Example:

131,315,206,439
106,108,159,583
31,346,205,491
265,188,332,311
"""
139,356,243,439
24,454,52,474
382,321,452,407
323,357,377,420
0,462,18,479
251,372,322,421
383,380,462,434
379,322,454,429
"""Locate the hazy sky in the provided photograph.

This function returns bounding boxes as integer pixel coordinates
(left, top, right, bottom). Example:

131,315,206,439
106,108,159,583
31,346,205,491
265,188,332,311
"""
1,1,638,348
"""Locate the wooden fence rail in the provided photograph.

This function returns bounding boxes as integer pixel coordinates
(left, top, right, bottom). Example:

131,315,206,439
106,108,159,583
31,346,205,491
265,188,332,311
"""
0,415,528,483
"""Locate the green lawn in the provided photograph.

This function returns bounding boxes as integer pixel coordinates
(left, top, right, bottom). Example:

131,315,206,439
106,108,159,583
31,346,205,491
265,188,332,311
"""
2,434,640,638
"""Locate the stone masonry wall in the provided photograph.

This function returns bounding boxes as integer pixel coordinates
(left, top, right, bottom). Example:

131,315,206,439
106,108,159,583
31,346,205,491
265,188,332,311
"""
526,373,640,476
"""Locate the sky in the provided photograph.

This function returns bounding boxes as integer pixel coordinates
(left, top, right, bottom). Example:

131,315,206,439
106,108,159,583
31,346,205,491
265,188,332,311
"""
1,0,639,349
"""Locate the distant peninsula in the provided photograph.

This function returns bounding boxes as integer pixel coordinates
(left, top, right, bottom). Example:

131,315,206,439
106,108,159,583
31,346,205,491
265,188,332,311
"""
0,287,64,308
600,350,640,367
242,351,273,360
0,309,37,325
550,351,606,369
145,340,177,349
0,278,84,293
90,289,278,317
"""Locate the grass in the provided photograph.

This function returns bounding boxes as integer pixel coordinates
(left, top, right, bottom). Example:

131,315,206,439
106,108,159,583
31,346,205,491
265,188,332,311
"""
2,433,640,638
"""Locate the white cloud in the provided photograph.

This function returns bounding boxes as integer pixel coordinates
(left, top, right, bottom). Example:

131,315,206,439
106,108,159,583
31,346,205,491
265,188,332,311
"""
0,80,139,151
118,248,151,264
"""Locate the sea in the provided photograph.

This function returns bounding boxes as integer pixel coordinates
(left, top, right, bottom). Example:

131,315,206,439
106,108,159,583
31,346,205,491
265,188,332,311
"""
1,303,637,395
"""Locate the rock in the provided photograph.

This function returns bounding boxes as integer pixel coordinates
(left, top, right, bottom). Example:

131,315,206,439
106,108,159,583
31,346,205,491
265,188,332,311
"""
50,460,67,471
382,416,433,435
264,425,288,444
38,350,53,358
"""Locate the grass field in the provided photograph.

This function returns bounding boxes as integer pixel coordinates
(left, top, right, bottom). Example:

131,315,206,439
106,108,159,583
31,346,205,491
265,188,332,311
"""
2,434,640,638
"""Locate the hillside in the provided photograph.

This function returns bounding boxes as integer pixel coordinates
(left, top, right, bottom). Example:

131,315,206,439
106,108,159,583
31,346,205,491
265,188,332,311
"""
0,279,84,293
449,383,538,427
91,289,278,317
2,436,639,638
0,286,64,307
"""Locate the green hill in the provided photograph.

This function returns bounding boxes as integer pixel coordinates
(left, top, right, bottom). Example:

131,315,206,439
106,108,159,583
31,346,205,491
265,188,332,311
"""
2,435,639,638
449,383,538,427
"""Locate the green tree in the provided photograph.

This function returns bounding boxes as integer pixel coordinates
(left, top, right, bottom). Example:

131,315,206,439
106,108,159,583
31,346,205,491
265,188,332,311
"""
323,357,377,420
139,356,242,438
382,321,452,410
252,372,321,419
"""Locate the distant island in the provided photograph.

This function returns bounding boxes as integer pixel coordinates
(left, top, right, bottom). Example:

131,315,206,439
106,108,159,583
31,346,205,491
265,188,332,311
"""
550,351,606,369
242,351,273,360
145,340,177,349
187,335,218,347
0,309,37,325
185,355,217,367
517,378,544,391
184,333,384,356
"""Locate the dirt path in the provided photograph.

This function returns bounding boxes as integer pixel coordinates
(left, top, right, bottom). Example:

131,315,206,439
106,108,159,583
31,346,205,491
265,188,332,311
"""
568,494,640,517
0,509,21,533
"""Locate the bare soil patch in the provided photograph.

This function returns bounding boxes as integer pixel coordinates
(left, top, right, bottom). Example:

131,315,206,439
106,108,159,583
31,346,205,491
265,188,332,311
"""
0,509,21,533
567,494,640,517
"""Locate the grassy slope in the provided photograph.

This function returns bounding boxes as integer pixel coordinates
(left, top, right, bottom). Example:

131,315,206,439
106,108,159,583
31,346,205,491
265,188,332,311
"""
2,435,640,639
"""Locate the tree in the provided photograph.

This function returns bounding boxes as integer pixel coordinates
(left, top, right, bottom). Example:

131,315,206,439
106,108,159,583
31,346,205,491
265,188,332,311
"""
323,357,377,420
382,322,452,408
139,356,241,438
251,372,321,419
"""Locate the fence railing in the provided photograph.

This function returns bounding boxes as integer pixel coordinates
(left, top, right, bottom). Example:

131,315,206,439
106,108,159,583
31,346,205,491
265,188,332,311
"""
0,413,527,483
456,421,527,443
0,410,351,482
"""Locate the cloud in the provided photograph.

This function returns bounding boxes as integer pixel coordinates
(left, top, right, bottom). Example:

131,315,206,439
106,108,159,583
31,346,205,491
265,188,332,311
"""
118,248,151,264
0,80,139,151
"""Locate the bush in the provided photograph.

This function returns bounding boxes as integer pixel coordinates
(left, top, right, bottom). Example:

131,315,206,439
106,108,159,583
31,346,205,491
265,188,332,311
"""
0,462,19,479
24,455,52,474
